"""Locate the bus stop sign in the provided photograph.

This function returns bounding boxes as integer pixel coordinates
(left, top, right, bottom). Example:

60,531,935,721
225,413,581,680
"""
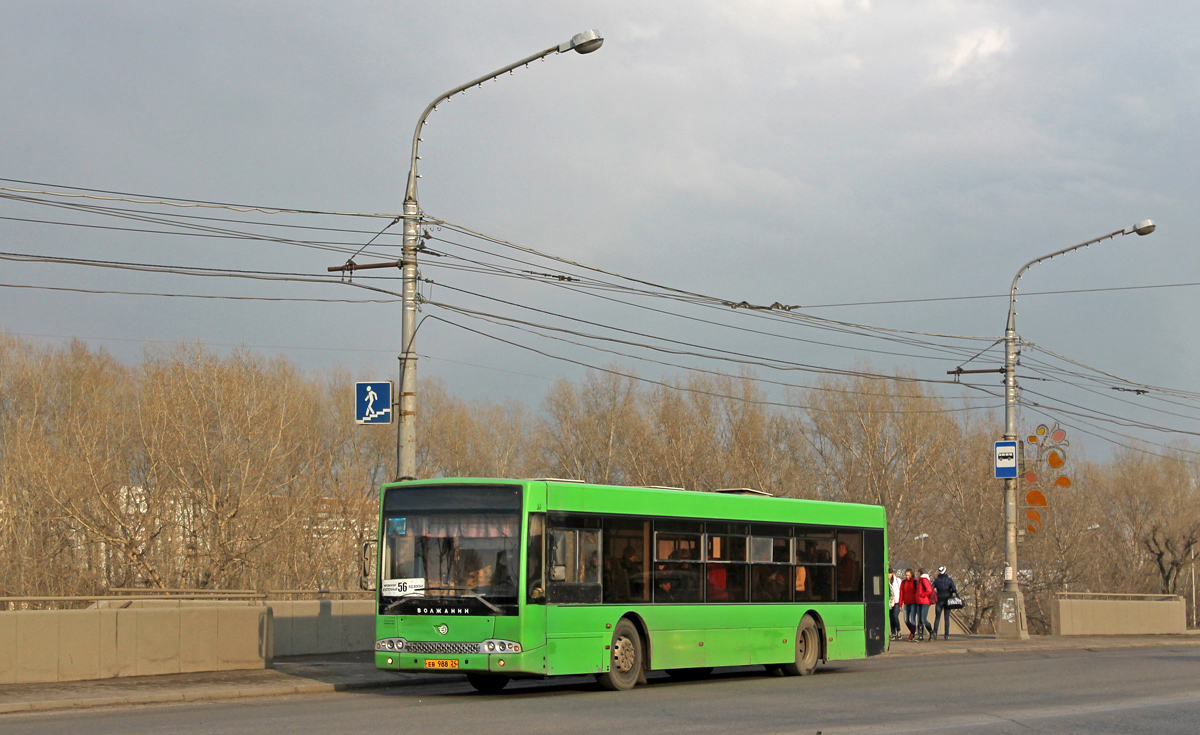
994,440,1018,479
355,381,393,425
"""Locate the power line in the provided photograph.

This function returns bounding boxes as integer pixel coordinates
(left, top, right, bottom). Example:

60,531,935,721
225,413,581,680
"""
0,199,397,260
4,330,400,355
0,249,406,302
422,243,997,364
424,302,1003,411
432,218,999,342
792,281,1200,309
424,313,1004,416
1023,342,1200,402
0,282,399,304
423,281,1003,387
1019,388,1200,438
0,179,397,218
1020,407,1200,464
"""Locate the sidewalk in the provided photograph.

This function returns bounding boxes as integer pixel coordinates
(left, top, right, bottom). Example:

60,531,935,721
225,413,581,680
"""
0,652,431,716
3,634,1199,716
884,631,1200,657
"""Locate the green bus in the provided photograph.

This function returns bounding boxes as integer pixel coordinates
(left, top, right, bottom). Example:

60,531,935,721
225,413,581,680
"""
372,478,888,692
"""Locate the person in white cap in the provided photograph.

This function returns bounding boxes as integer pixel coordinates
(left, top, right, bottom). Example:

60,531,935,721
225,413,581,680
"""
888,570,903,640
932,565,959,640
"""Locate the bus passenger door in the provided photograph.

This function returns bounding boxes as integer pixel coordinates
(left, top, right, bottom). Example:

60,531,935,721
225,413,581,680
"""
863,529,886,656
522,511,549,664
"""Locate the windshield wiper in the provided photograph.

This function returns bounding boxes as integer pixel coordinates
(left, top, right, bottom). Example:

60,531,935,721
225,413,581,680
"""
384,586,502,614
423,586,503,614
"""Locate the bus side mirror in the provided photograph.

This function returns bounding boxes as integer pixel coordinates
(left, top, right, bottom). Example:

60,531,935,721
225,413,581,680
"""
550,566,567,582
360,539,378,591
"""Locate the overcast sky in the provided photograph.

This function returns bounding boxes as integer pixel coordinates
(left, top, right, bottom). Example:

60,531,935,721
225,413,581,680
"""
2,1,1198,462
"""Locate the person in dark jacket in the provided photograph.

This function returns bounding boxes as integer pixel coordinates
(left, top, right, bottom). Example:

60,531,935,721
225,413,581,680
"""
931,565,959,640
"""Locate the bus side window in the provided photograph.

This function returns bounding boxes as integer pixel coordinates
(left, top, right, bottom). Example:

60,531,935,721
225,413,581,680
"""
836,530,864,602
547,526,602,603
603,517,650,603
549,529,577,582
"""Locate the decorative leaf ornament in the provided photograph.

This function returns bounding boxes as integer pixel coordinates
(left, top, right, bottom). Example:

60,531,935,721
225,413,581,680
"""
1023,423,1070,533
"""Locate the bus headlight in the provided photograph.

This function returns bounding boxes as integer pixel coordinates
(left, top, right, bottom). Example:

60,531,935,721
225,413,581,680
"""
483,639,520,654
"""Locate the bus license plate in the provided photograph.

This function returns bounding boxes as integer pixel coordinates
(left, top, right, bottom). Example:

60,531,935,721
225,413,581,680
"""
425,659,459,670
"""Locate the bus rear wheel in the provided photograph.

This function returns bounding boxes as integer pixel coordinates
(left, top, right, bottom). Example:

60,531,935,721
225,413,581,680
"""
466,673,510,693
596,619,643,691
780,615,821,677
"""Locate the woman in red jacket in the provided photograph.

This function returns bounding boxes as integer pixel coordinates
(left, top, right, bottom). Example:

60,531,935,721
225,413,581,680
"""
900,568,918,641
915,569,937,641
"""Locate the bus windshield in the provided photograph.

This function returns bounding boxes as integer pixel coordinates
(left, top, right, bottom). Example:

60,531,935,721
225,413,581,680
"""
381,484,522,606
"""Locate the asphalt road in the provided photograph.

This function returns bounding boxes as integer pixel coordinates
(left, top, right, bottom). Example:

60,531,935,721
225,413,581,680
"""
5,645,1200,734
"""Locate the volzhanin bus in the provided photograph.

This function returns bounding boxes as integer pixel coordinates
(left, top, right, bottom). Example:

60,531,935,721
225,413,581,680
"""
371,478,888,692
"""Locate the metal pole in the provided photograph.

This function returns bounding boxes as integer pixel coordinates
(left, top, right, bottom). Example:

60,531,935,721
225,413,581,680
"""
995,220,1155,638
997,286,1028,638
394,30,604,480
398,196,419,479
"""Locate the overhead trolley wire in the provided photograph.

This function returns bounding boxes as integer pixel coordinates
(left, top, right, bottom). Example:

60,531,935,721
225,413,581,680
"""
425,227,999,365
422,299,1002,408
1023,342,1200,402
0,179,398,218
423,312,1004,416
1018,406,1200,465
0,282,399,304
0,193,399,260
0,190,406,239
1016,360,1200,423
423,277,1008,377
1018,387,1200,439
431,218,999,343
0,249,405,301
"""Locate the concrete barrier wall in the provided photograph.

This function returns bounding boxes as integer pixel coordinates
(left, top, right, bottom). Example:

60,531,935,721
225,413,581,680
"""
269,600,374,657
92,598,375,657
1052,595,1186,635
0,606,271,684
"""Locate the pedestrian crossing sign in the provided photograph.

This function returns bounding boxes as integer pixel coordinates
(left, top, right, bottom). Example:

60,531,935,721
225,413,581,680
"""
355,381,393,425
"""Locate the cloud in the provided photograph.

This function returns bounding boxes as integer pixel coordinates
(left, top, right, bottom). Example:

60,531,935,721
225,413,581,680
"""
707,0,868,39
932,27,1013,83
622,22,663,43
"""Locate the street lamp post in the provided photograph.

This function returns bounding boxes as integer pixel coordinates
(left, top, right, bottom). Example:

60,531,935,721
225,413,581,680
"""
914,533,929,568
395,30,604,480
995,219,1156,638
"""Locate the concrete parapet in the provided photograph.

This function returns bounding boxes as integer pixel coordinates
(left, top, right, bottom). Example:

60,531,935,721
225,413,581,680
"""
90,598,373,656
1051,593,1186,635
268,600,374,656
0,606,271,684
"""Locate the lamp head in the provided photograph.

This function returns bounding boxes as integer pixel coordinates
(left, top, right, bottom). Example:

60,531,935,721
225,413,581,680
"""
1126,219,1156,236
561,29,604,54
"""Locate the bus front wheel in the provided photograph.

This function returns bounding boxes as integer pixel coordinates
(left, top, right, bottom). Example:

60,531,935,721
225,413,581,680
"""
780,615,821,677
596,618,643,691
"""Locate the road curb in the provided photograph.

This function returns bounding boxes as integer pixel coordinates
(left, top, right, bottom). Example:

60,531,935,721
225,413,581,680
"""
0,677,409,716
887,638,1200,657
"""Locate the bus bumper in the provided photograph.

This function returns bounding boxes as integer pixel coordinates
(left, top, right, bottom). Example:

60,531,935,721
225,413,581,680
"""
375,648,543,676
